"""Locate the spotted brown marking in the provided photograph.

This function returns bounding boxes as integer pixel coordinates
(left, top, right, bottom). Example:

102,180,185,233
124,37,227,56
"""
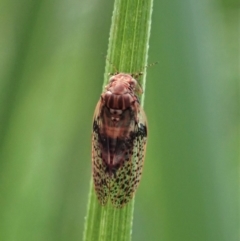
92,73,147,208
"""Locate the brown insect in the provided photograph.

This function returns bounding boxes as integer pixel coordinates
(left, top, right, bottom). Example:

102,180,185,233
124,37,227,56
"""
92,72,147,208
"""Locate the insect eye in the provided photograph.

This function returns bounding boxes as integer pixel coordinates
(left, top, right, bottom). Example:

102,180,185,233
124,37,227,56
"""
129,80,137,89
109,77,116,83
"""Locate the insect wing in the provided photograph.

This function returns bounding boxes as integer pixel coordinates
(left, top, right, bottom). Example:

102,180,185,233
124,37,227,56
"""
109,106,147,208
92,101,109,205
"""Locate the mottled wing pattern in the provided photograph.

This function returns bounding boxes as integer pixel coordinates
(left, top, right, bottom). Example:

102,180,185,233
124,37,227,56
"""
92,102,109,205
109,107,147,208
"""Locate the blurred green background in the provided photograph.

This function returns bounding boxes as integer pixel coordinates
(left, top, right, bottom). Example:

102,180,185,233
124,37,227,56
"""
0,0,239,241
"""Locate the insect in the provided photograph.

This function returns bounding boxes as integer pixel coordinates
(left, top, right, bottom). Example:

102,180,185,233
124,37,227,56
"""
92,71,147,208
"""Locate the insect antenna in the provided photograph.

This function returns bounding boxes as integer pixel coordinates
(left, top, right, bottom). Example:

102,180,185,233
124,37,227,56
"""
131,61,158,93
105,56,119,76
132,61,158,79
145,61,158,69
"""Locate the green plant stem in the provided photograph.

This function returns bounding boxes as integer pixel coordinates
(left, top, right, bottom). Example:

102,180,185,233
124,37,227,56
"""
83,0,153,240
